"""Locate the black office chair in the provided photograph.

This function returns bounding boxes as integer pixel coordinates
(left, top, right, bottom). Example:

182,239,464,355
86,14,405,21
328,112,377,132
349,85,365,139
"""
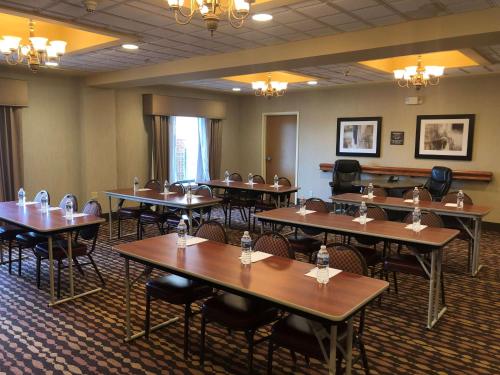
424,166,452,201
329,160,361,196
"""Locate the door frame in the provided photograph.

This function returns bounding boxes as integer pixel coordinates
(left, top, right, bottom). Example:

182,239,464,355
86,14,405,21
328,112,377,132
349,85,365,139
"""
261,111,300,187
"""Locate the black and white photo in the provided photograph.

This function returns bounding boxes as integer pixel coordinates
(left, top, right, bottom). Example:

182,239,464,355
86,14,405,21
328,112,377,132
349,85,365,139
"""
336,117,382,157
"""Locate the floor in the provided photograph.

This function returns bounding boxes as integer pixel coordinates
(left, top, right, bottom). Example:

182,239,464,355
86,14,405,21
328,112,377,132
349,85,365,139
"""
0,209,499,375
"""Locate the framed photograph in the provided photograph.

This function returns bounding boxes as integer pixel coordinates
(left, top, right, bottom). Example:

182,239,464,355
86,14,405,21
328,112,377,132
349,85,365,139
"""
390,131,405,145
415,114,475,160
336,117,382,157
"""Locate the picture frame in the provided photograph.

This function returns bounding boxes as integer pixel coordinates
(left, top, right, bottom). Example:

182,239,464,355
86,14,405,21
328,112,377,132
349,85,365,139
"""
336,117,382,157
415,114,475,160
390,131,405,145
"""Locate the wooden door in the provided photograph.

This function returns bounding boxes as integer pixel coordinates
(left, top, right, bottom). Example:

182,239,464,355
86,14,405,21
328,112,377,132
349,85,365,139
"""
265,115,297,184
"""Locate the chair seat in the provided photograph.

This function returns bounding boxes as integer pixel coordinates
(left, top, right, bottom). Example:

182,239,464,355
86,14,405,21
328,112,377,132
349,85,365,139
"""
118,206,145,218
140,211,167,223
384,254,426,277
356,246,381,267
0,225,26,240
16,232,49,246
287,235,322,254
202,293,278,331
147,275,212,305
34,240,87,259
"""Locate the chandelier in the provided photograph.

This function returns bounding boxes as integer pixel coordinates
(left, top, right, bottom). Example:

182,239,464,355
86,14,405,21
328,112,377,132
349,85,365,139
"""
393,55,444,90
166,0,255,35
0,20,67,73
252,75,288,98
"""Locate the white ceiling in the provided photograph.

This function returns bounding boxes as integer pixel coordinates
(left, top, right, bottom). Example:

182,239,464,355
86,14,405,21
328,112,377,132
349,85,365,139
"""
1,0,500,91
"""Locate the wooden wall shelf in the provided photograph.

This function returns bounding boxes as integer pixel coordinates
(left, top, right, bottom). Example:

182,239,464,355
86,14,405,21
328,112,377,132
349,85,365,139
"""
319,163,493,182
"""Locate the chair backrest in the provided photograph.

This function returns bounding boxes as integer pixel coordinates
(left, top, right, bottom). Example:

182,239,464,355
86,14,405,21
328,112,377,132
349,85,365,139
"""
170,182,185,194
305,198,329,213
194,221,227,243
425,166,452,200
278,176,291,187
79,200,102,241
332,160,361,195
254,232,293,259
33,190,50,204
402,188,433,202
354,205,388,221
195,184,213,198
252,174,265,184
145,179,162,192
326,243,367,276
361,186,387,197
59,194,78,212
403,211,444,228
441,191,473,205
229,173,242,182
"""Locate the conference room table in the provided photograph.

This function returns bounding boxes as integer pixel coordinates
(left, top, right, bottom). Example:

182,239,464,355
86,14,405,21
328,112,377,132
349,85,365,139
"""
255,207,459,329
114,233,388,375
0,201,105,306
330,193,491,277
104,188,222,238
351,177,423,195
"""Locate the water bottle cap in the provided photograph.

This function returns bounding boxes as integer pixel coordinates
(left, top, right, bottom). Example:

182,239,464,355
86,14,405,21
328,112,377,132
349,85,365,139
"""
320,245,326,249
243,231,249,235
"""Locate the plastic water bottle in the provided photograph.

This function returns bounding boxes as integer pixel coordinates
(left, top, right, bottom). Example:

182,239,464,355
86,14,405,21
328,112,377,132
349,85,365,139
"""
186,184,192,200
248,172,253,184
412,207,421,232
164,179,170,194
412,187,420,204
359,201,368,224
133,177,139,193
41,191,49,213
18,188,26,206
241,231,252,265
273,174,279,188
316,245,330,284
177,220,187,249
457,190,464,209
224,170,230,183
367,183,374,199
65,199,74,220
299,197,306,215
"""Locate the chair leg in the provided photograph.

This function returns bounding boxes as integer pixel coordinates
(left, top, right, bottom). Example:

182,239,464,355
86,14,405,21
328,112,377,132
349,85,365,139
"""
200,314,207,367
117,217,121,239
183,304,191,359
440,272,446,306
267,340,274,375
392,272,398,294
88,254,105,286
156,222,163,236
247,206,252,231
36,256,42,288
290,350,297,364
8,240,13,274
228,203,232,228
359,338,370,375
18,245,23,276
136,219,141,240
244,330,255,374
57,259,62,299
73,257,85,276
144,292,151,340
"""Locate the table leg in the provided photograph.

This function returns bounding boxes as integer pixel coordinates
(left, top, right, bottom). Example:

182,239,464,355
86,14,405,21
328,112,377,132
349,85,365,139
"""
328,325,337,375
426,250,436,329
48,236,55,305
187,209,193,235
68,232,74,297
108,196,113,240
426,249,447,329
471,218,483,277
344,318,354,375
125,258,132,341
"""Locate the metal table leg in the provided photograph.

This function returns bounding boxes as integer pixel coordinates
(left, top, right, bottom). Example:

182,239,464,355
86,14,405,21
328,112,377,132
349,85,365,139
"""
426,249,447,329
329,325,338,375
68,232,74,296
187,209,193,235
108,196,113,240
344,318,354,375
471,218,483,277
48,236,55,305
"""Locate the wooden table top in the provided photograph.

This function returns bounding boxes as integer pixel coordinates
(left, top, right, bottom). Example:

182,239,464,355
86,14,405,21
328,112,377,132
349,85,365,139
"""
199,180,299,194
114,233,388,322
351,177,423,190
105,188,222,209
0,201,104,233
331,193,491,218
255,207,459,247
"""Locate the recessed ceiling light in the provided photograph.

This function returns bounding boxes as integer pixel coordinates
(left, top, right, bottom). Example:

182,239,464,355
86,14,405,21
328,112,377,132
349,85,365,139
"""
252,13,273,22
45,61,59,67
232,87,241,92
307,80,318,85
122,44,139,50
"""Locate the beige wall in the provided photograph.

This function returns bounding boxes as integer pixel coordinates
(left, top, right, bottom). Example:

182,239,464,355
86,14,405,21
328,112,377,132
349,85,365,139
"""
239,74,500,223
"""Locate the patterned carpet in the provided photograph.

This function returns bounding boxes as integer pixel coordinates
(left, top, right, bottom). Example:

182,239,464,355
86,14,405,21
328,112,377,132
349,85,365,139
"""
0,208,499,375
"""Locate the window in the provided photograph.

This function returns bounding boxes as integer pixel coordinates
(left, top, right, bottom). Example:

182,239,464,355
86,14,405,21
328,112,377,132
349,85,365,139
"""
169,116,210,183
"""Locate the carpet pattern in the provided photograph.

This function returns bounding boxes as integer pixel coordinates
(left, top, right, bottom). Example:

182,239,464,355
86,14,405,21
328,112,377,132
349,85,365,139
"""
0,208,499,375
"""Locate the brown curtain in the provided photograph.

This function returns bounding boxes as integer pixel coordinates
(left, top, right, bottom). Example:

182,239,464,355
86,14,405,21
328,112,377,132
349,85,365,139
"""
151,115,169,183
207,119,223,180
0,106,23,201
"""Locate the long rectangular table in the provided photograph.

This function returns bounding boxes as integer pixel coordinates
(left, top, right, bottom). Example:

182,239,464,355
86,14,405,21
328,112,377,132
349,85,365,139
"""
330,193,491,276
104,188,222,238
255,207,459,329
0,201,105,306
113,233,388,375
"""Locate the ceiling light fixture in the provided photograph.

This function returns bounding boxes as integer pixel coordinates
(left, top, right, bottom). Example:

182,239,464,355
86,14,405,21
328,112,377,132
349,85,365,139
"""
122,44,139,50
307,80,318,85
232,87,241,92
0,19,67,73
394,55,444,90
252,74,287,98
252,13,272,22
166,0,255,36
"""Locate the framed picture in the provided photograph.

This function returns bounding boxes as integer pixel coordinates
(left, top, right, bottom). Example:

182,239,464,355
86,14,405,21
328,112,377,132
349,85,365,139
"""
390,131,405,145
415,114,475,160
336,117,382,157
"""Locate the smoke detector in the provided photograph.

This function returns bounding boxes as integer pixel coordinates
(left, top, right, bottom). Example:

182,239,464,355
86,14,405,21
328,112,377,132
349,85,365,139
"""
83,0,98,13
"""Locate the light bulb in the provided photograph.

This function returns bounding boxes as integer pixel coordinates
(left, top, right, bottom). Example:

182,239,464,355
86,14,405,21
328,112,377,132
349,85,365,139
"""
29,37,48,52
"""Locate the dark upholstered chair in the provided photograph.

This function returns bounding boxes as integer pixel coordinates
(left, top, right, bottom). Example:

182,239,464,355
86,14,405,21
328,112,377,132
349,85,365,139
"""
384,211,445,304
117,179,161,239
144,221,226,358
15,194,78,276
201,233,291,373
288,198,329,262
267,243,370,375
34,200,104,299
402,188,433,202
329,160,361,196
424,166,452,201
